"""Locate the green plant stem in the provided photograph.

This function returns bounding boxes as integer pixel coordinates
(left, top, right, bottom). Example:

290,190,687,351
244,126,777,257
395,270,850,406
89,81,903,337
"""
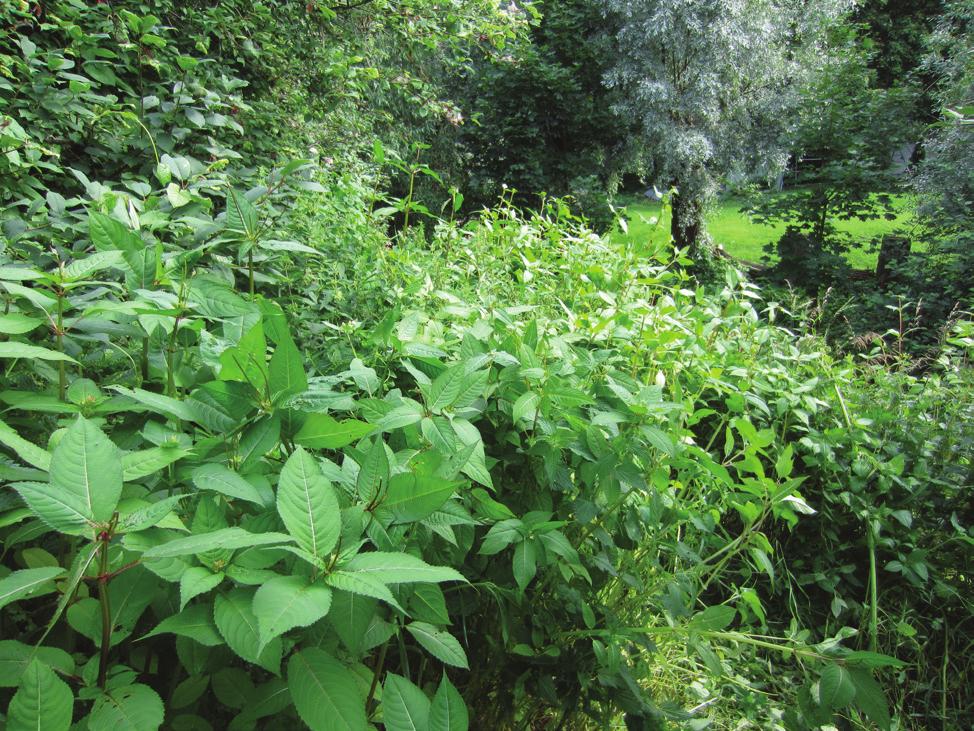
867,521,879,653
56,288,66,401
366,639,388,714
97,539,112,689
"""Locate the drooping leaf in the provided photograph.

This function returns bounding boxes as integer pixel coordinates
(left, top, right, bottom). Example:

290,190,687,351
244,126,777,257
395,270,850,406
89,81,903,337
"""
818,663,856,710
326,590,378,657
87,684,164,731
324,571,403,611
7,659,73,731
277,447,341,560
214,589,283,674
287,648,367,731
512,539,537,591
405,622,469,669
0,342,78,363
142,603,223,646
849,668,891,731
253,575,333,651
344,552,465,585
0,417,52,470
0,567,66,612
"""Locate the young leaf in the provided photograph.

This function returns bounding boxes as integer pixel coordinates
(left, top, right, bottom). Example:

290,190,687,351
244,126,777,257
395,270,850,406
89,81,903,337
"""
49,416,122,524
180,566,224,610
7,659,74,731
429,675,469,731
405,622,469,669
382,673,431,731
288,648,368,731
142,603,223,646
252,575,333,651
87,684,164,731
0,567,66,611
214,589,283,674
343,552,466,585
277,447,341,560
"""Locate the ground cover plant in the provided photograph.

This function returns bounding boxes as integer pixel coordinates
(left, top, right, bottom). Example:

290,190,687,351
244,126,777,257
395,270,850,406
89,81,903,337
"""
1,1,972,730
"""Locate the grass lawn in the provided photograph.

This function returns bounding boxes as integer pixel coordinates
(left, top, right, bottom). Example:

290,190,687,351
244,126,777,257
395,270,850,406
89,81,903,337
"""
612,191,918,270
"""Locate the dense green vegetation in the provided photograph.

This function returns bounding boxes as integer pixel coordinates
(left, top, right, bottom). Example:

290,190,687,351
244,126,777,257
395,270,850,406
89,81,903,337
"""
0,1,971,731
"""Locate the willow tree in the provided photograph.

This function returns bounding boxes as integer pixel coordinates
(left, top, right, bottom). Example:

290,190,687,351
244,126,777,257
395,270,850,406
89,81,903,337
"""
602,0,847,269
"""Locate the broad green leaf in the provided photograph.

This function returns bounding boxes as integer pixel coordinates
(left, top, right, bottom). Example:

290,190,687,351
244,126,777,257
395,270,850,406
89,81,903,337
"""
849,668,891,730
295,413,374,450
382,673,430,731
193,463,265,505
378,402,425,431
344,552,465,585
121,446,188,481
356,438,389,503
87,684,163,731
180,566,224,609
327,590,378,656
690,605,737,632
0,417,52,470
212,667,253,709
405,622,469,668
512,540,537,591
253,575,332,651
452,370,490,410
109,386,197,422
238,414,281,470
818,664,856,709
0,342,77,363
429,675,468,731
288,648,368,731
512,391,539,423
277,447,341,560
63,250,125,282
381,473,456,524
11,480,91,534
142,528,293,559
421,416,458,454
427,365,466,411
219,322,267,386
215,589,283,674
409,584,449,625
118,495,186,533
0,642,73,687
7,659,73,731
478,519,524,555
0,567,66,611
226,189,260,238
0,313,44,335
324,571,404,611
142,603,223,646
268,335,307,402
89,211,142,254
49,416,121,525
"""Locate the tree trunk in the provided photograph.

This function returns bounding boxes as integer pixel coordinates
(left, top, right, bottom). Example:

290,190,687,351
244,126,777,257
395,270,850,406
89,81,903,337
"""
670,183,715,267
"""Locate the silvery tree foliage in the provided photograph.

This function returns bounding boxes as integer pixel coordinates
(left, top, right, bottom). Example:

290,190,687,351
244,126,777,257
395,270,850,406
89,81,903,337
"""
602,0,849,267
